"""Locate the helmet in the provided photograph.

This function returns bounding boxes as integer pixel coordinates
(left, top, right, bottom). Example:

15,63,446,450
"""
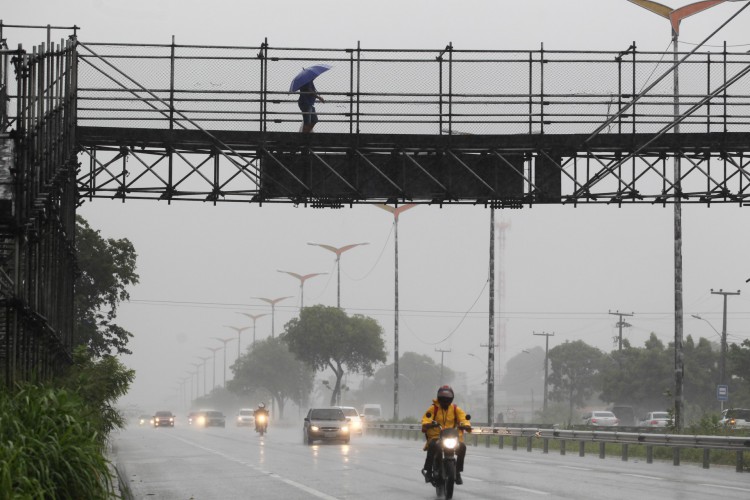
436,385,454,406
258,402,266,409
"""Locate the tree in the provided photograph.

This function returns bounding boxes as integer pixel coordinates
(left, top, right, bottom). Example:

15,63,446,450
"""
364,351,454,419
74,216,139,356
728,339,750,407
282,305,386,406
228,337,313,419
599,333,672,412
500,347,545,397
548,340,604,425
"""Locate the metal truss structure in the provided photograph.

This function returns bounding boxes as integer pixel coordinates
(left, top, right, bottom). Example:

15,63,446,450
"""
2,34,750,385
0,34,78,386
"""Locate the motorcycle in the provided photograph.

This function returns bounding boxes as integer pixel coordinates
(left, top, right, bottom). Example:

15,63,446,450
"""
424,413,471,499
255,412,268,436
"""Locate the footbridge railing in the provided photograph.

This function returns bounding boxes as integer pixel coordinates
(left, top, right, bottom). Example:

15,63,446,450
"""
75,41,750,136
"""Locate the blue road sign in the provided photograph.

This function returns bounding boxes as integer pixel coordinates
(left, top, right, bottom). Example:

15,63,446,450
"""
717,384,729,401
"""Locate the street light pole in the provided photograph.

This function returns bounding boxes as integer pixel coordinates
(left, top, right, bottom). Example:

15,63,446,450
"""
375,203,417,422
609,310,634,351
196,356,210,396
255,297,293,338
533,331,554,413
307,243,369,309
627,0,728,432
204,346,222,391
212,337,235,388
435,348,451,384
237,312,269,347
710,289,740,389
225,325,252,361
277,270,327,310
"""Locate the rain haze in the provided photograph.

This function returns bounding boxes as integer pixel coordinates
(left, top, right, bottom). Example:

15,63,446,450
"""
5,0,750,418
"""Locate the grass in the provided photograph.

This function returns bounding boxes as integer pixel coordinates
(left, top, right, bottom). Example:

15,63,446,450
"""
0,384,117,499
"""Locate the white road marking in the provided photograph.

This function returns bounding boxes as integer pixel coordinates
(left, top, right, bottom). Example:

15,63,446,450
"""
507,485,550,495
699,483,750,492
461,476,484,482
622,473,663,481
173,436,340,500
508,459,535,464
558,465,591,471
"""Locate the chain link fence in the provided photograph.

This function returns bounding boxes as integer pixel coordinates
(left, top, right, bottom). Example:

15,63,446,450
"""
76,42,750,136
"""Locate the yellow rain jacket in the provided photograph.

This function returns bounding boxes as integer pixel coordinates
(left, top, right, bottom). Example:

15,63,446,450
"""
421,398,471,443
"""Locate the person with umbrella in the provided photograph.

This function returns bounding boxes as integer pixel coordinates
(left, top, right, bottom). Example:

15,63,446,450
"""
290,64,331,133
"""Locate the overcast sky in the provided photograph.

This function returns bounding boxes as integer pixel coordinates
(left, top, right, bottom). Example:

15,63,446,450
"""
5,1,750,412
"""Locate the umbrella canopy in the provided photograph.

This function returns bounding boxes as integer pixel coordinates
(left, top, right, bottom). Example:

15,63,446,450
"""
289,64,332,92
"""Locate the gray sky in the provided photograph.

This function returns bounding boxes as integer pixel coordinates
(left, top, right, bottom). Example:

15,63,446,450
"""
5,0,750,411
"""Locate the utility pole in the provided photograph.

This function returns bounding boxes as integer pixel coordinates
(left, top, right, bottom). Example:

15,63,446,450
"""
435,348,451,384
487,207,496,426
534,332,554,413
609,310,634,351
711,289,740,389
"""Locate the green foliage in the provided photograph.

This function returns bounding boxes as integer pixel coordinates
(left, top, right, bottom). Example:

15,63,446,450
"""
60,345,135,437
728,339,750,406
548,340,605,424
75,215,139,356
282,305,386,406
0,385,116,499
364,352,455,419
228,337,314,419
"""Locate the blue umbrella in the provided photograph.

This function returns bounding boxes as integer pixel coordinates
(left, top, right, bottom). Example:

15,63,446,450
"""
289,64,332,92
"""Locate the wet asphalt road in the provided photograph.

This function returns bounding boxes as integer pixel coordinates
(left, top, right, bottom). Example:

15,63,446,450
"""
113,423,750,499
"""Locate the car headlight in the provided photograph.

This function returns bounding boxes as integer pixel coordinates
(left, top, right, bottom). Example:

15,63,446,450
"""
170,417,174,422
341,426,349,433
197,416,206,425
352,420,361,429
311,425,319,432
442,437,458,449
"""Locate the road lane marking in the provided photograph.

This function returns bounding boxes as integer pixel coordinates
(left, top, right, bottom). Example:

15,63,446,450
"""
622,474,663,481
508,459,535,464
699,484,750,492
558,465,591,471
173,436,340,500
507,485,550,495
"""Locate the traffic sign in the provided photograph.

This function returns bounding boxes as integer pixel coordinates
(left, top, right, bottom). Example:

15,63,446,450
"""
717,384,729,401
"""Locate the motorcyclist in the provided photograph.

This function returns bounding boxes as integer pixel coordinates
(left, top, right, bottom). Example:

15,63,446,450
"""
254,402,269,432
420,385,471,485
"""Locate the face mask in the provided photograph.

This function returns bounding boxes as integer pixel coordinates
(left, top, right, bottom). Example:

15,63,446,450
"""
438,399,451,410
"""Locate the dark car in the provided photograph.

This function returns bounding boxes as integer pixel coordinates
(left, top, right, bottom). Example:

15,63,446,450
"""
138,414,153,426
153,410,175,428
303,407,350,445
195,410,226,428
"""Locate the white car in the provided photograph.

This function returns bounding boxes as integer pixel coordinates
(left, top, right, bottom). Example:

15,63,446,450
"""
335,406,364,435
720,408,750,429
638,411,670,428
236,408,255,427
583,410,619,427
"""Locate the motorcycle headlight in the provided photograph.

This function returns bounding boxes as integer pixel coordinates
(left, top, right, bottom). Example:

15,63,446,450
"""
311,425,319,432
442,437,458,449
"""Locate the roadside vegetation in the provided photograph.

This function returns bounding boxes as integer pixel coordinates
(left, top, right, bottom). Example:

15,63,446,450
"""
0,216,138,498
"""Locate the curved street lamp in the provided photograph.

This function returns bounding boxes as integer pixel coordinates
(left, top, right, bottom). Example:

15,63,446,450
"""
195,356,211,397
627,0,729,433
212,337,235,388
306,242,369,309
277,270,327,310
204,346,222,391
224,325,252,360
374,203,417,421
236,312,269,347
254,296,293,338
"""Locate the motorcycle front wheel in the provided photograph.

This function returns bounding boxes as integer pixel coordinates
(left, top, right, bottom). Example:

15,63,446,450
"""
444,460,456,499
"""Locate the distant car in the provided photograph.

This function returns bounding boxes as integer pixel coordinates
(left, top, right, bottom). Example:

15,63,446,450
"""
138,414,153,426
335,406,364,435
236,408,255,427
638,411,670,428
583,410,619,427
720,408,750,429
194,410,226,428
187,410,199,425
153,411,175,428
361,403,382,422
303,407,350,445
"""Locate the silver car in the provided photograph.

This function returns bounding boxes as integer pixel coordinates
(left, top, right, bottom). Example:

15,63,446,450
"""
583,410,619,427
303,407,350,445
638,411,670,428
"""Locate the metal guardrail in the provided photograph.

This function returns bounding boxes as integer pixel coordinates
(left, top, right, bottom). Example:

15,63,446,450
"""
366,423,749,472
